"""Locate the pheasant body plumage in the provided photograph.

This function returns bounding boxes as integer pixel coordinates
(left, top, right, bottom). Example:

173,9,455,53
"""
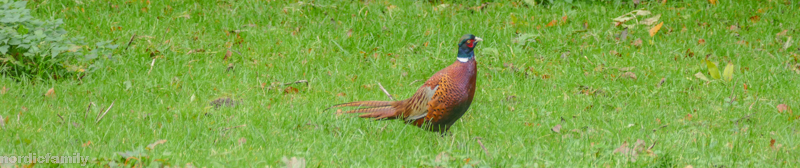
330,34,482,133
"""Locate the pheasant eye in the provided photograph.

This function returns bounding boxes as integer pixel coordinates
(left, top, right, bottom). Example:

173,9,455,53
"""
467,40,475,48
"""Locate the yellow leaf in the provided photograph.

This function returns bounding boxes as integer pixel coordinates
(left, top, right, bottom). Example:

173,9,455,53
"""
694,72,709,82
705,60,721,79
723,62,734,82
709,0,717,5
649,22,663,37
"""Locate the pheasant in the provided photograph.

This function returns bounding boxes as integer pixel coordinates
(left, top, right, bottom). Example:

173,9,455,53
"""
330,34,482,133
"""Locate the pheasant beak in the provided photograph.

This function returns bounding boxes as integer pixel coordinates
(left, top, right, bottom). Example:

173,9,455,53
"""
475,37,483,42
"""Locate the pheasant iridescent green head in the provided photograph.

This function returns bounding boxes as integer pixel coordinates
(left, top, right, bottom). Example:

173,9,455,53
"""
457,34,483,62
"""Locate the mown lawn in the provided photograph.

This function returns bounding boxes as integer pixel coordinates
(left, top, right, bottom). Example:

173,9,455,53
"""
1,0,799,167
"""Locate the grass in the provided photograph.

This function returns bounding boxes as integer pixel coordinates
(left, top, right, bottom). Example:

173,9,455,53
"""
1,0,799,167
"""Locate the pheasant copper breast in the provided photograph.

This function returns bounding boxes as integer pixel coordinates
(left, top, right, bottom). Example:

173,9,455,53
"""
330,34,483,133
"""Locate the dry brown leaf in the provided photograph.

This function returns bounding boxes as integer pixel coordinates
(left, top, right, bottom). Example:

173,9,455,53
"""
777,104,788,113
769,139,776,148
82,141,92,147
224,49,232,61
708,0,717,5
749,15,760,22
435,152,449,162
0,86,6,94
561,15,568,23
649,22,663,37
146,139,167,150
546,19,557,27
631,38,643,47
284,86,299,94
238,137,247,145
336,92,346,97
777,30,788,37
621,72,637,80
551,124,562,133
613,141,630,154
698,39,706,44
45,88,55,97
686,113,693,121
728,25,739,31
641,14,661,25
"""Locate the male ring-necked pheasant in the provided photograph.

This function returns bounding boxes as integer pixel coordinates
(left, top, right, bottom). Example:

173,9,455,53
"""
330,34,482,133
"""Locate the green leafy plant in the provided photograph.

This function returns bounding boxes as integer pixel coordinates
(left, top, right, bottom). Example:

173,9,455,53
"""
0,0,116,81
695,60,734,82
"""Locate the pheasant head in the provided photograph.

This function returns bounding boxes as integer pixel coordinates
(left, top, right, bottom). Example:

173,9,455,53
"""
457,34,483,62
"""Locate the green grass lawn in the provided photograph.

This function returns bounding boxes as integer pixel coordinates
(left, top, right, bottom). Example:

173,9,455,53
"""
2,0,799,167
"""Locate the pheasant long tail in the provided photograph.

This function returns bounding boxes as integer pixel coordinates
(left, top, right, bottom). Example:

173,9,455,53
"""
329,100,405,120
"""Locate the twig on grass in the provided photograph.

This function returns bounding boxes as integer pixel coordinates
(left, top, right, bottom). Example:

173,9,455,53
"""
96,101,114,124
147,58,156,75
377,82,395,101
124,34,136,50
57,113,64,123
85,102,95,121
475,137,490,157
267,80,309,90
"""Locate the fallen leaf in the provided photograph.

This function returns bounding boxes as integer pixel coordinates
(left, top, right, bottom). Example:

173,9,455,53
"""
777,29,788,37
613,141,631,155
621,72,637,80
284,86,299,94
749,15,760,22
146,139,167,150
723,62,734,82
694,72,708,82
706,60,721,79
686,113,693,121
224,49,232,61
551,124,562,133
641,14,661,25
631,38,643,47
82,141,92,147
282,156,306,168
709,0,716,5
649,22,663,37
561,15,568,22
0,86,6,94
238,137,246,145
45,88,55,97
777,104,788,113
336,92,346,97
698,39,705,44
633,9,651,16
769,139,776,148
610,50,620,56
435,152,449,162
546,19,557,27
617,28,629,41
728,25,739,31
